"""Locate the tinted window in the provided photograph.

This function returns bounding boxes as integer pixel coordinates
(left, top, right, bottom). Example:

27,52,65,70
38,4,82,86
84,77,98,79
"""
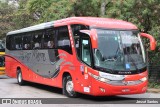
57,26,72,54
6,28,57,50
6,36,14,50
23,34,32,50
43,29,55,49
33,31,43,49
14,35,23,50
71,24,89,58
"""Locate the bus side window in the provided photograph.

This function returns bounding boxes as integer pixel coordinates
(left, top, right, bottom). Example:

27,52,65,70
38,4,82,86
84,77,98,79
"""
14,35,22,50
33,31,42,49
43,29,55,49
6,36,14,50
57,26,72,54
23,35,32,50
71,24,89,58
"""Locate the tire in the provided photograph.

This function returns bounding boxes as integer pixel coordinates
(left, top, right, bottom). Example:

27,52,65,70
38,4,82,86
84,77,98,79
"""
17,69,25,86
63,75,78,98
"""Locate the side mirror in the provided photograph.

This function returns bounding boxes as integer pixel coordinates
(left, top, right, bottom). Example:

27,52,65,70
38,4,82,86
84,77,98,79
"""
140,33,156,51
80,29,98,48
90,29,98,48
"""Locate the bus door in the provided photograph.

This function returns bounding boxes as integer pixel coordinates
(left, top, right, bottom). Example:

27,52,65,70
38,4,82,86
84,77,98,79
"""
78,35,93,93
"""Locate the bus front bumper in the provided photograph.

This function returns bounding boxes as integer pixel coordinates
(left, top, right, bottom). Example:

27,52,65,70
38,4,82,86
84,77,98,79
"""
90,79,147,96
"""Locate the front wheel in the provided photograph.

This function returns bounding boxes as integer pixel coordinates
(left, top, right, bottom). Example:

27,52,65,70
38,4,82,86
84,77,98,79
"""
17,69,25,86
63,75,78,98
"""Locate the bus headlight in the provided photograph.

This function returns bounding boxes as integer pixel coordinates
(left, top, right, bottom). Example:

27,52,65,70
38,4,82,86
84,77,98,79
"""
140,77,147,82
88,72,110,83
88,72,98,79
99,77,110,82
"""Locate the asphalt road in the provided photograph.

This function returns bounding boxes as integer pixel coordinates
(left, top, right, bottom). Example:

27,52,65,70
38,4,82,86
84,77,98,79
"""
0,75,160,107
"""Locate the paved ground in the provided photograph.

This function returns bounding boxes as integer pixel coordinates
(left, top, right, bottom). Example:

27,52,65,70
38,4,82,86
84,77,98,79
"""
0,75,160,107
147,88,160,93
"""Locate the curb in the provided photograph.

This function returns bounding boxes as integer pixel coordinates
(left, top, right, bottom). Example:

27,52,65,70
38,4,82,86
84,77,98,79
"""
147,88,160,93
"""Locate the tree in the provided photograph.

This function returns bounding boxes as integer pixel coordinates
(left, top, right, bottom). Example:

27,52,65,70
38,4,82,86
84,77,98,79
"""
74,0,101,17
26,0,53,21
43,0,76,21
26,0,101,22
100,0,111,16
0,1,16,38
105,0,160,65
12,0,35,29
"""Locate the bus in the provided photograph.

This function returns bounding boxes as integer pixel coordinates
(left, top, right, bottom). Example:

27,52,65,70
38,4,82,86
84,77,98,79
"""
0,40,5,75
5,17,156,97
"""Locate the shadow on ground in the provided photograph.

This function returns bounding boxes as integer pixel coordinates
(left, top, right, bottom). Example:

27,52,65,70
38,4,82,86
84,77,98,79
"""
12,81,138,104
0,75,10,79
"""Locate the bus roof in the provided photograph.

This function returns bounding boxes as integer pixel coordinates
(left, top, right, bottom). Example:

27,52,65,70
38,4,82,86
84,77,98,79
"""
7,21,55,35
7,17,138,35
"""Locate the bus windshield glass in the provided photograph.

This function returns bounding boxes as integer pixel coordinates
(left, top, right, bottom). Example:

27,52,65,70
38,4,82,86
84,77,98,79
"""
94,29,146,73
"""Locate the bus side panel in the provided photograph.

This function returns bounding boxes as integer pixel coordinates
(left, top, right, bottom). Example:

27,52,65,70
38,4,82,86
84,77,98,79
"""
54,64,75,88
71,63,93,95
5,55,53,85
18,49,73,88
52,51,93,94
46,50,74,88
20,64,33,82
5,56,17,78
31,71,57,87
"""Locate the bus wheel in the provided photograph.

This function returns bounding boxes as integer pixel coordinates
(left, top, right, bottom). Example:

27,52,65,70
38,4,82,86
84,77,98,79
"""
63,75,78,98
17,69,25,86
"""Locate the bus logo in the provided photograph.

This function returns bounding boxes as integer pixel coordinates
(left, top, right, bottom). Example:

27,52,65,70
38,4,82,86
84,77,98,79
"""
122,81,128,85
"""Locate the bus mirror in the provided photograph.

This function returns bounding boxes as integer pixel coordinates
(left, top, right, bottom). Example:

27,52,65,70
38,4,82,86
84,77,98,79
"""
140,33,156,51
79,29,98,48
90,29,98,48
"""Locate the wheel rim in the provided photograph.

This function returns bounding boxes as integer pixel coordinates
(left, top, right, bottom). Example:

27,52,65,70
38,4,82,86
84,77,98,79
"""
66,80,74,94
18,72,22,83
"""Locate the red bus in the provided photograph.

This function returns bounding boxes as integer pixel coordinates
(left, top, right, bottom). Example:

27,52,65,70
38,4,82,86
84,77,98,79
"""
5,17,156,97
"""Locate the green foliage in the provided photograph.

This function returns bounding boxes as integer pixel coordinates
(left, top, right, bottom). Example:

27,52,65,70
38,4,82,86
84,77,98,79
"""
26,0,52,21
74,0,101,16
12,0,35,29
26,0,101,22
148,82,160,89
43,0,75,21
0,1,16,38
105,0,160,65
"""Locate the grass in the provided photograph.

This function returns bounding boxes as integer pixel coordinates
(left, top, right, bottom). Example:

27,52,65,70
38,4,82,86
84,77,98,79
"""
148,82,160,89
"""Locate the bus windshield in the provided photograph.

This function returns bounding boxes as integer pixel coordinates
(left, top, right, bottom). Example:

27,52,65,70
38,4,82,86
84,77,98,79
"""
94,29,146,74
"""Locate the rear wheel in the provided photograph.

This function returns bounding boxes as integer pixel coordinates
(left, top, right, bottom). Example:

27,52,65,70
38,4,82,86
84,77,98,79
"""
17,69,25,85
63,75,78,98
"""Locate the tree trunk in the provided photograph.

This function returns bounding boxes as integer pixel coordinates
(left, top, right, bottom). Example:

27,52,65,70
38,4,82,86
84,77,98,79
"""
101,0,111,17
